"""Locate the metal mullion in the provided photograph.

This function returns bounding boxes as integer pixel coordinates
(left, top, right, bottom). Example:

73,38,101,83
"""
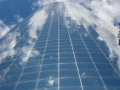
85,28,120,77
0,8,40,44
63,4,83,90
78,18,120,76
13,11,47,90
69,6,108,90
0,9,44,62
58,5,60,90
76,25,108,90
0,9,41,51
34,10,54,90
0,9,46,86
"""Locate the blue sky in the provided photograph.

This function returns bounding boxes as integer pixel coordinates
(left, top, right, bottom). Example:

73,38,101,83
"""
0,0,120,36
0,0,38,24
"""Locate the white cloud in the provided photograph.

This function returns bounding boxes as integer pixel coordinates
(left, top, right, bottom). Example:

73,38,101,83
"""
79,0,120,25
0,19,15,39
33,0,120,26
14,15,23,22
0,0,4,2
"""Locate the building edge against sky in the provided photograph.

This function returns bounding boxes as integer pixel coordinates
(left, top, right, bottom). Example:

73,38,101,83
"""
0,2,120,90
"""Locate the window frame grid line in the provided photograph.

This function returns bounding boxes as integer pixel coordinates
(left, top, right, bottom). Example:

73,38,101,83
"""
63,3,84,90
13,10,48,90
82,22,120,77
58,5,60,90
0,7,45,63
68,6,108,90
34,8,54,90
0,8,44,59
68,3,120,77
0,8,46,87
0,7,42,45
76,6,120,76
75,25,108,90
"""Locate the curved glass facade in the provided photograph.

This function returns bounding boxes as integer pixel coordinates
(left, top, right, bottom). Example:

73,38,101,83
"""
0,2,120,90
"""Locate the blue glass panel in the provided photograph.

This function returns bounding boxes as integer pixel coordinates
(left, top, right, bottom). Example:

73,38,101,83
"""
47,42,58,46
20,72,39,81
76,57,92,62
60,45,72,49
37,79,58,89
41,64,58,71
0,70,5,76
84,87,106,90
98,70,119,77
40,71,58,79
16,80,36,90
103,78,120,86
107,87,120,90
10,60,25,69
33,47,45,51
90,53,105,57
74,48,87,53
28,55,43,61
80,70,99,77
0,83,16,90
48,40,58,43
60,49,72,53
0,61,12,67
60,78,81,87
77,63,95,69
60,43,71,46
108,57,119,65
60,53,74,57
86,45,99,49
7,68,23,75
60,63,76,70
0,75,20,85
88,48,101,52
44,54,58,59
60,70,78,77
46,46,58,50
95,63,114,70
60,58,75,63
26,61,41,66
0,65,10,71
45,50,58,54
82,78,103,86
23,66,40,73
43,59,58,65
73,45,85,48
75,53,89,57
92,57,109,63
37,88,58,90
60,87,82,90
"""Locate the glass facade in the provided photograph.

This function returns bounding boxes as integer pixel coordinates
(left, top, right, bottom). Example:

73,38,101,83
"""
0,2,120,90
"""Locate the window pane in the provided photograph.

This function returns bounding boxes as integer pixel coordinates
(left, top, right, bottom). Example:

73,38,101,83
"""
60,78,81,87
60,70,78,77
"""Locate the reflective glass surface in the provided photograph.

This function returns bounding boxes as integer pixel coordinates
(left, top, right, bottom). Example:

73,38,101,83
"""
0,2,120,90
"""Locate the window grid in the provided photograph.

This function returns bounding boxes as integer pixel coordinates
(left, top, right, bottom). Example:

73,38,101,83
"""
1,10,44,64
58,6,60,90
34,12,54,90
0,9,43,60
13,11,49,90
0,9,46,88
85,26,120,77
64,6,83,90
70,11,109,90
76,25,108,90
0,2,120,90
66,5,108,90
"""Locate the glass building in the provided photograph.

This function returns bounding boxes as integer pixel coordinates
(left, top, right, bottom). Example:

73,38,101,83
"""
0,2,120,90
